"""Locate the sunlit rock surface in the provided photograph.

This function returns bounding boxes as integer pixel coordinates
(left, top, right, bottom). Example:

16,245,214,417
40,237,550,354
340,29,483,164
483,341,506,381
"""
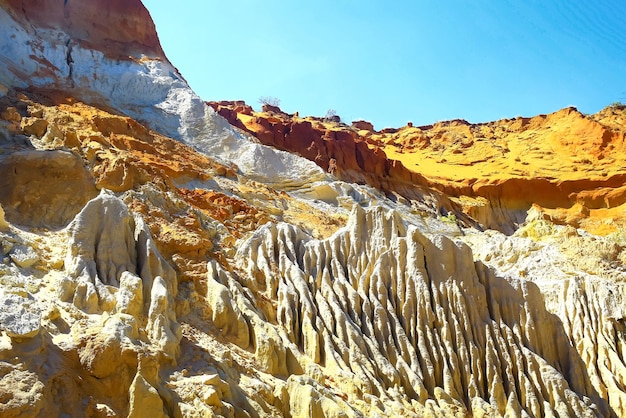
213,101,626,235
0,0,326,188
1,0,626,417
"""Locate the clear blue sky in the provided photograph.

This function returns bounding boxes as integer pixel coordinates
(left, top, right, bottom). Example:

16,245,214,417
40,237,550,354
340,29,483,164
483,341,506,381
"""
142,0,626,129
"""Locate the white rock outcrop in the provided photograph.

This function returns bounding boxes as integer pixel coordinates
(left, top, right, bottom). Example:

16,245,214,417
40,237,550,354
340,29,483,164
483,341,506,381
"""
63,190,180,358
0,5,327,189
7,245,38,269
231,205,615,416
0,291,41,339
463,221,626,416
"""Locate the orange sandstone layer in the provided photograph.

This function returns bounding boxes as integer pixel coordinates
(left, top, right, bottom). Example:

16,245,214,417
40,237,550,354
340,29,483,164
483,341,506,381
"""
1,0,164,59
209,101,475,227
0,88,345,280
210,101,626,235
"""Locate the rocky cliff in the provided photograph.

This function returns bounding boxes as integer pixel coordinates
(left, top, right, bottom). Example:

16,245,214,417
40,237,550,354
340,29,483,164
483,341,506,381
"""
211,101,626,236
1,1,626,417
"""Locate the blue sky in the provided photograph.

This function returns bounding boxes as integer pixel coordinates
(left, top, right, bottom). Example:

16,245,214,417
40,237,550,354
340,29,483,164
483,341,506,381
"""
142,0,626,129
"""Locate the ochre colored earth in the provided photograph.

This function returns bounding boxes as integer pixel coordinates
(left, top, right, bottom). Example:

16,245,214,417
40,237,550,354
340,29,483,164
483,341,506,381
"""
210,101,626,235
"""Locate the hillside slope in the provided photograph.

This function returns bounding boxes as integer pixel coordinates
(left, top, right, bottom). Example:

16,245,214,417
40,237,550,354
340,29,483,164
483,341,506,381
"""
1,1,626,417
212,101,626,236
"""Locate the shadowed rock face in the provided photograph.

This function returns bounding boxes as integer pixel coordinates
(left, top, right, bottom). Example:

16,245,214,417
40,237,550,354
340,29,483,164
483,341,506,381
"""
0,150,98,228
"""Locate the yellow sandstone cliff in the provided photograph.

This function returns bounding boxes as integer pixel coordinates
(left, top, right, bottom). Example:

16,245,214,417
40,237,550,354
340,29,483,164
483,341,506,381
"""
1,1,626,417
212,101,626,237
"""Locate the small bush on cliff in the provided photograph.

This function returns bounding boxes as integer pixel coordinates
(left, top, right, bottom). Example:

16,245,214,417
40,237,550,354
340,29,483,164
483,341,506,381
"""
324,109,341,123
439,212,457,224
258,96,281,107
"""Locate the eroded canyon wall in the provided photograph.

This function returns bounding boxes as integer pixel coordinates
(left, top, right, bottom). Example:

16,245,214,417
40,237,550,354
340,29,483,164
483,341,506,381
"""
1,1,626,417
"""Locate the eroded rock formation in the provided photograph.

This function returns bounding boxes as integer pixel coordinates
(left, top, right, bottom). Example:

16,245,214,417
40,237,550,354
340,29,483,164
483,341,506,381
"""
212,101,626,235
1,1,626,417
0,149,98,228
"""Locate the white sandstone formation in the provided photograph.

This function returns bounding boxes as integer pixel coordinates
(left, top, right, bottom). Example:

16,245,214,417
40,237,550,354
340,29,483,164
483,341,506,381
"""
0,189,185,416
0,5,327,189
462,220,626,416
62,189,181,358
0,290,41,339
216,205,610,416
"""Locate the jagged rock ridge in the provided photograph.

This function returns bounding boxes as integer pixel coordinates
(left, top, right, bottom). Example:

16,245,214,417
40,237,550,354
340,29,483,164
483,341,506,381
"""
1,1,626,417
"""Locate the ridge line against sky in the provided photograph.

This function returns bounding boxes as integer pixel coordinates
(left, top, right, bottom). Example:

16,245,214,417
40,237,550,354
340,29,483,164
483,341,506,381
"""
143,0,626,129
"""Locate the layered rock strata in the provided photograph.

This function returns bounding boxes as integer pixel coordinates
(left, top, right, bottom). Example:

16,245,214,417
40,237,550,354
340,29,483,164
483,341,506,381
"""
211,102,626,235
0,0,328,190
1,0,626,417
